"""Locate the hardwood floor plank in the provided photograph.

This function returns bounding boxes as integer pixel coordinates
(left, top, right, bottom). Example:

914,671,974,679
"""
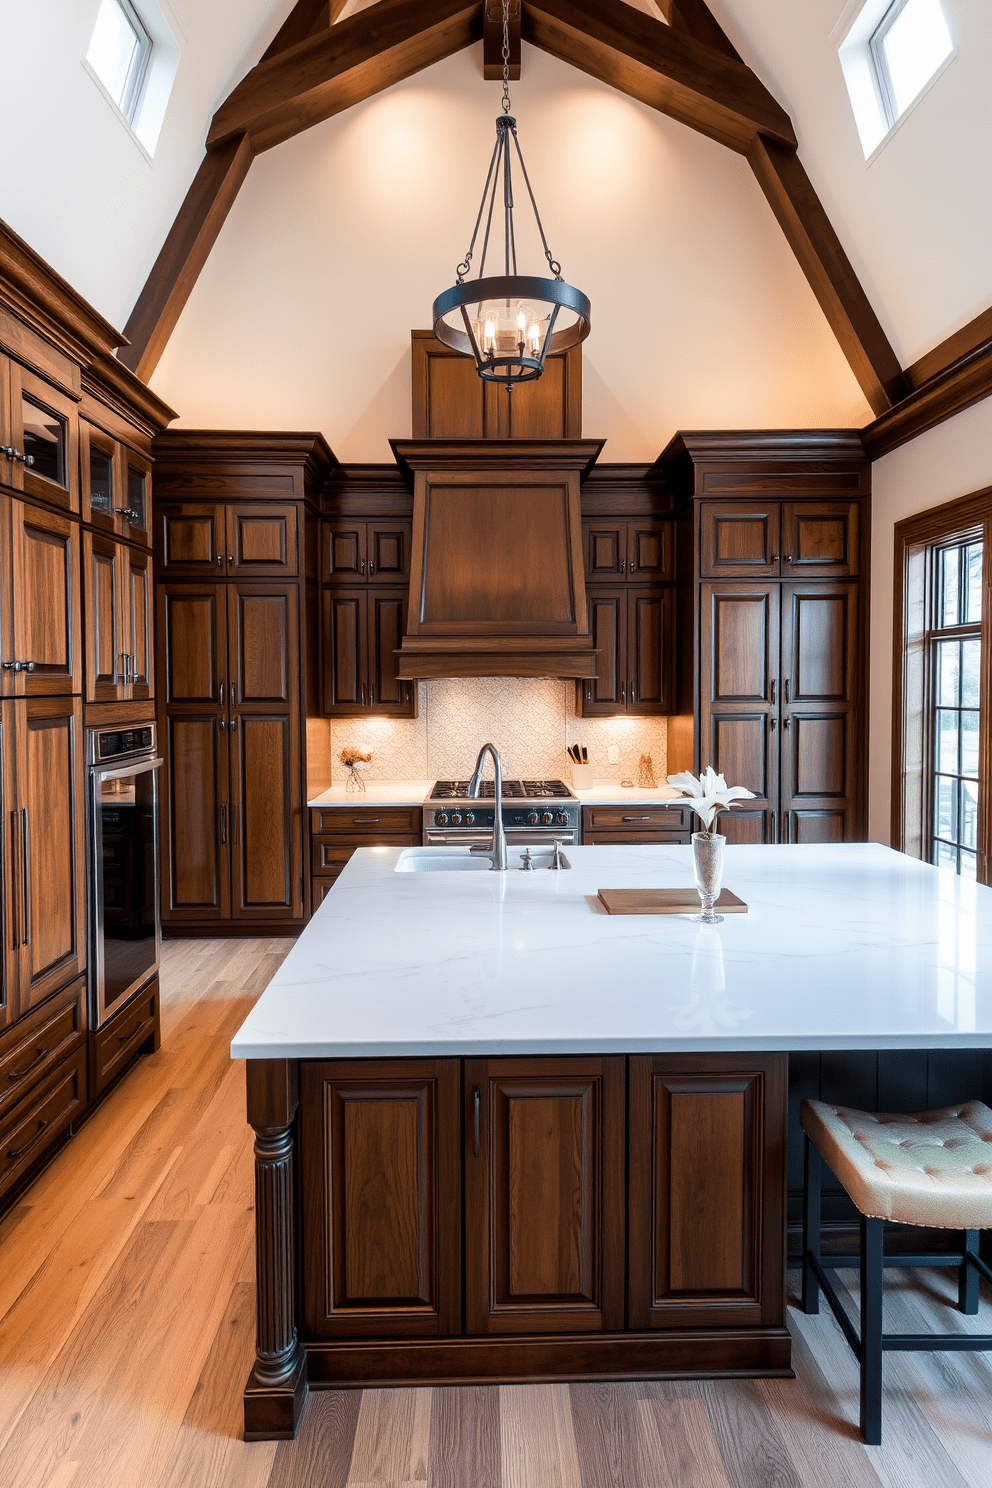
567,1382,643,1488
499,1384,582,1488
429,1385,501,1488
703,1379,804,1488
639,1397,733,1488
347,1387,432,1483
266,1391,363,1488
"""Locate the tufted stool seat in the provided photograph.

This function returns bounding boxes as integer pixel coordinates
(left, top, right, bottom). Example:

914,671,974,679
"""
800,1097,992,1445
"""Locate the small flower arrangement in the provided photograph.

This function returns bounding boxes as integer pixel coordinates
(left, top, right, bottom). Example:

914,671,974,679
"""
338,747,373,768
666,766,755,836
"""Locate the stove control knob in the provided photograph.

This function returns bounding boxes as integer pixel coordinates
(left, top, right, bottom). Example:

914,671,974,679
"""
450,812,462,826
541,811,554,825
435,812,448,826
556,811,569,825
526,811,539,826
464,811,475,825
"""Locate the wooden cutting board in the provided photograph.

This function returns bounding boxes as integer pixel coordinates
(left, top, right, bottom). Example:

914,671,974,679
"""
598,887,748,915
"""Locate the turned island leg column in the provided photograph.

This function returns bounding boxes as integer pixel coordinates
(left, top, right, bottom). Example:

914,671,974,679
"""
243,1059,308,1441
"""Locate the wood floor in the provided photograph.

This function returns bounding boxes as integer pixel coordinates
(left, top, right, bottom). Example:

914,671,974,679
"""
1,939,991,1487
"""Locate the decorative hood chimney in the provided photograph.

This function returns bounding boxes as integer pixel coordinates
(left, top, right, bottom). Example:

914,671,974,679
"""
391,438,603,680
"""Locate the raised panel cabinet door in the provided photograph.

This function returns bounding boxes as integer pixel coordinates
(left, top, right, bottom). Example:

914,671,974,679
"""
416,347,488,439
628,587,672,714
367,521,413,583
82,531,124,701
780,582,861,842
6,363,79,513
369,591,416,716
583,522,626,582
157,584,226,707
322,523,368,584
228,585,298,707
0,702,13,1032
9,697,86,1015
229,711,303,920
124,548,153,699
9,501,81,696
781,502,859,578
155,504,225,575
501,356,568,439
299,1059,462,1338
577,589,625,716
464,1057,625,1335
700,503,781,579
227,505,298,577
628,1054,787,1331
120,451,151,547
321,589,369,714
627,521,673,581
161,712,230,921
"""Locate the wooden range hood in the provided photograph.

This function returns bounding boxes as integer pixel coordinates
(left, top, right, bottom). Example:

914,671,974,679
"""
391,439,604,680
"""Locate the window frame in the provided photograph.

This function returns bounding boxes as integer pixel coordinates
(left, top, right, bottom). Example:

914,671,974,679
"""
89,0,153,126
868,0,953,132
893,490,992,884
926,539,983,876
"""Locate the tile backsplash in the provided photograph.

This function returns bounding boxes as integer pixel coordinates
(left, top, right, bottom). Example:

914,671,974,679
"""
327,678,668,784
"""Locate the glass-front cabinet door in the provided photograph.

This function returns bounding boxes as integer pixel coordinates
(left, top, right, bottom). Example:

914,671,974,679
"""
5,363,79,512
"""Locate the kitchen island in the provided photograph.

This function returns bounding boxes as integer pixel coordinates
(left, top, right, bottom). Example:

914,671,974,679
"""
232,842,992,1438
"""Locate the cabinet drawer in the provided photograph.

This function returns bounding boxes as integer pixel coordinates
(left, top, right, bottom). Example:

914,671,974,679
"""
311,807,421,836
583,805,689,831
312,876,340,906
0,1047,87,1201
0,976,86,1122
312,835,419,875
90,979,159,1099
585,830,690,845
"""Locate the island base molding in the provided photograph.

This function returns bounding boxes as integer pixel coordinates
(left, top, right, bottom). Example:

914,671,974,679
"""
300,1328,794,1388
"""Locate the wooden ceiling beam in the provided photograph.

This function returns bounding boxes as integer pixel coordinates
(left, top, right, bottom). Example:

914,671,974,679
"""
118,134,254,381
863,307,992,458
261,1,342,63
656,0,741,61
208,0,483,154
747,135,907,415
522,0,795,153
484,0,520,80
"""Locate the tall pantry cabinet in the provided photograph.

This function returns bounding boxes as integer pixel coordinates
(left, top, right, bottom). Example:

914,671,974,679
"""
1,219,173,1218
662,432,870,844
153,432,334,934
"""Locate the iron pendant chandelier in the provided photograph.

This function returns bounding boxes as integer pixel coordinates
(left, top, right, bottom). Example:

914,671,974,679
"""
432,0,590,388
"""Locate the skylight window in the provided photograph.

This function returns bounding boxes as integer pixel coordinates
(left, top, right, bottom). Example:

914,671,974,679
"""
86,0,153,125
836,0,955,159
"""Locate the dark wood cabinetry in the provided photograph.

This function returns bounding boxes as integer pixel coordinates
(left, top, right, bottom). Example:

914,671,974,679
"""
322,519,412,584
321,587,415,716
411,330,582,440
158,581,303,924
1,358,79,513
156,502,298,577
2,498,81,696
582,802,691,845
83,533,153,701
310,805,421,903
578,518,674,718
663,434,869,842
247,1047,789,1433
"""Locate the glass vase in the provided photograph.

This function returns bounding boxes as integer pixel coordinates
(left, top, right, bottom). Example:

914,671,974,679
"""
692,831,726,923
345,765,366,794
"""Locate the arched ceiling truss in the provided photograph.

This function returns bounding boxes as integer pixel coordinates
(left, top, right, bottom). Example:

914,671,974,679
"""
119,0,992,455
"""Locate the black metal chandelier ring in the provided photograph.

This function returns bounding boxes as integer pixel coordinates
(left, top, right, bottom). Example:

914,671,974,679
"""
433,276,591,385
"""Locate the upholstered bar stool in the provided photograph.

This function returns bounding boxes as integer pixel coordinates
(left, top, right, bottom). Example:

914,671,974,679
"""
800,1097,992,1444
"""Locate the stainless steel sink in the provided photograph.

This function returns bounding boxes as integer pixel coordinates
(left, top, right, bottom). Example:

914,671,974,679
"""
395,848,570,873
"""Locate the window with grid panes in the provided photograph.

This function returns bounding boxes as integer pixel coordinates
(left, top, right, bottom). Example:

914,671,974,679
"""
930,539,982,876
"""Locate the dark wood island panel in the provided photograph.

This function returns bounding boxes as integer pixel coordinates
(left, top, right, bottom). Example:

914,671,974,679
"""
243,1050,790,1440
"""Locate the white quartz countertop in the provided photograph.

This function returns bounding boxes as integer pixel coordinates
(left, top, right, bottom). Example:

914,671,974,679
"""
308,781,434,808
232,843,992,1059
571,783,685,806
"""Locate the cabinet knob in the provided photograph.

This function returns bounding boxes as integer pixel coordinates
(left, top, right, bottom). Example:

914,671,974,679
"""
217,554,223,566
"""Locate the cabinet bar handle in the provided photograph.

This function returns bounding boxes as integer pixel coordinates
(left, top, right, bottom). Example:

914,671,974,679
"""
369,684,375,705
473,1087,480,1158
771,813,777,844
219,681,225,706
360,559,366,575
361,685,366,705
20,808,30,945
10,813,20,949
783,716,791,729
786,555,794,563
7,1118,48,1161
622,816,651,822
118,1016,152,1044
230,715,237,731
620,559,625,573
770,678,776,704
369,560,374,575
230,677,237,704
217,554,223,566
219,804,227,843
6,1046,49,1082
131,654,137,680
784,679,791,704
352,818,379,824
770,717,777,731
228,554,234,563
220,717,227,729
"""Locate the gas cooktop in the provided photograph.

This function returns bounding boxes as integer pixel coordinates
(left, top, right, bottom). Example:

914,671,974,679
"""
430,779,576,801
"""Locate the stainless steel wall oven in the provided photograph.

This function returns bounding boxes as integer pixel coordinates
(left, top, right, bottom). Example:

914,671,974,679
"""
87,723,161,1028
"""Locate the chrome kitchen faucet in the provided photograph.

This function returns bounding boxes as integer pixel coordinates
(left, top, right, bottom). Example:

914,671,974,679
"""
467,742,509,870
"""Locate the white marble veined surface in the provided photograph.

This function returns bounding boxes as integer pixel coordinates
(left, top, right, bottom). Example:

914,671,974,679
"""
230,843,992,1059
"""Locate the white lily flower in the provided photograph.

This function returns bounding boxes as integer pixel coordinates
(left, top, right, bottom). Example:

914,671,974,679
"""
665,765,756,835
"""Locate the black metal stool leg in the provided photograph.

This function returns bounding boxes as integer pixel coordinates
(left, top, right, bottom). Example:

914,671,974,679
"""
802,1135,822,1314
959,1230,980,1315
860,1215,884,1445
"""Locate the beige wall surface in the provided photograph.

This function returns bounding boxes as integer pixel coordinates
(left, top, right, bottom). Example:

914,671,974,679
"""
868,399,992,844
150,42,871,461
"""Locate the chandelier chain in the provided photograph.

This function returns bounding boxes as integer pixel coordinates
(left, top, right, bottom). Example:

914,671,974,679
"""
501,0,511,115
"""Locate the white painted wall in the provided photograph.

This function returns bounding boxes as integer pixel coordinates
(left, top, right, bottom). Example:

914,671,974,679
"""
0,0,298,328
868,399,992,843
713,0,992,366
150,42,872,461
